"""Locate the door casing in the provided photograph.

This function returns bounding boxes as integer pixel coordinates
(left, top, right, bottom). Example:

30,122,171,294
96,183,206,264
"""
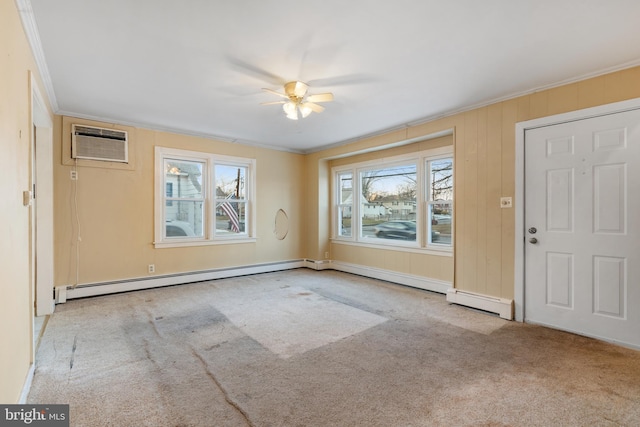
30,73,54,319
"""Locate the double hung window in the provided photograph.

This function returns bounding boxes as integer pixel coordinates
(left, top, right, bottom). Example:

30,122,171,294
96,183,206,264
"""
155,147,255,247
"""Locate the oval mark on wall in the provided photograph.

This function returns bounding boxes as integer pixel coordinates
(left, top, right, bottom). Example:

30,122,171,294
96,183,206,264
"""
274,209,289,240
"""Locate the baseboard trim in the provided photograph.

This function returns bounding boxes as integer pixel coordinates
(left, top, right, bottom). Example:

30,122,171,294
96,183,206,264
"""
56,260,305,300
53,260,511,322
19,363,35,404
330,261,452,294
304,259,333,270
446,289,514,320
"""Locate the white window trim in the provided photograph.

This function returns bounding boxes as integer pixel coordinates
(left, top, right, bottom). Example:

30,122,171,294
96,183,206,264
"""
154,147,256,248
331,146,453,253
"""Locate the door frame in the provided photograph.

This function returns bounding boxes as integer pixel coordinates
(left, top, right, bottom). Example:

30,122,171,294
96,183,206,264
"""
30,72,54,318
514,97,640,322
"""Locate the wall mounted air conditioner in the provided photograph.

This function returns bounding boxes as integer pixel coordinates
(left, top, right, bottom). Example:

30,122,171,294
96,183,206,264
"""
71,124,128,163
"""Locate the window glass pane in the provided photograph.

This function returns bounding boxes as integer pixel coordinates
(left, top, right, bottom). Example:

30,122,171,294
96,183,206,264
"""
215,201,246,235
215,164,248,236
165,200,204,237
216,164,247,199
337,172,353,237
338,206,352,237
429,158,453,201
427,157,453,247
164,159,204,199
339,172,352,202
361,164,417,240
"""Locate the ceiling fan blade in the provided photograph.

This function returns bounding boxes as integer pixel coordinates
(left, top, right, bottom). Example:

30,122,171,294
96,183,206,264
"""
307,74,378,87
306,93,334,103
301,102,325,113
262,88,289,99
226,56,285,86
260,101,286,106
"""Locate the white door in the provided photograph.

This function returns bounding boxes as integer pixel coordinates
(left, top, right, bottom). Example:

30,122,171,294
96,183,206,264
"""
525,109,640,348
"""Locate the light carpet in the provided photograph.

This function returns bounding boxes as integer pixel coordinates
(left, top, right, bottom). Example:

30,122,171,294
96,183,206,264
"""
28,269,640,426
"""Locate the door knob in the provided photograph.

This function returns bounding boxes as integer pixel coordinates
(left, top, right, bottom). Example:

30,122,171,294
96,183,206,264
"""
529,237,538,244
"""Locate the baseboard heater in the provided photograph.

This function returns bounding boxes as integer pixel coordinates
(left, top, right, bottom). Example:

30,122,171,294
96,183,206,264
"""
446,289,514,320
55,259,305,302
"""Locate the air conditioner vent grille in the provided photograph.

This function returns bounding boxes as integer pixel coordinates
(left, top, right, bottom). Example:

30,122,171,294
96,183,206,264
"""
71,124,128,163
74,125,127,141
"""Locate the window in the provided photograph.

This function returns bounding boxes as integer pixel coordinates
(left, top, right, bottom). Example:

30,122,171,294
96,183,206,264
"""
360,163,417,240
333,147,453,252
336,171,353,237
163,158,205,238
426,157,453,246
155,147,255,247
214,164,248,235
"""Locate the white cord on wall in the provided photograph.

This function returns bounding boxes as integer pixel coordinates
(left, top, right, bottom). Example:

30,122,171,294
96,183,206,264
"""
72,158,81,288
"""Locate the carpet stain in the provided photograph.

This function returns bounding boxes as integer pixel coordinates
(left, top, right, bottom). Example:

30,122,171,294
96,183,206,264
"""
190,347,254,427
69,335,77,369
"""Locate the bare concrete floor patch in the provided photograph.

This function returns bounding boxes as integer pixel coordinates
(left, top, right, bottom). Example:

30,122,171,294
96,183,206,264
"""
211,285,388,358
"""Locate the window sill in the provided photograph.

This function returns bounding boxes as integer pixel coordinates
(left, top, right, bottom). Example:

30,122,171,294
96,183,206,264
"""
330,238,453,256
154,237,257,249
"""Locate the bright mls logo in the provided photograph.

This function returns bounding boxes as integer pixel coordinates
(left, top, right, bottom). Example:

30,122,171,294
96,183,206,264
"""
0,405,69,426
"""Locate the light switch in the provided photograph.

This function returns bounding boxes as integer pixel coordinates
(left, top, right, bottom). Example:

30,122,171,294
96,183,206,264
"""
500,197,512,208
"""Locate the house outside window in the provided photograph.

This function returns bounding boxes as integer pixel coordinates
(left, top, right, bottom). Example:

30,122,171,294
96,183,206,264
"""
155,147,256,247
163,158,205,238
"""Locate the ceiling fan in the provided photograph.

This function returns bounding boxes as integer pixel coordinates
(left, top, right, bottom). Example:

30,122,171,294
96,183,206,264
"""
261,81,334,120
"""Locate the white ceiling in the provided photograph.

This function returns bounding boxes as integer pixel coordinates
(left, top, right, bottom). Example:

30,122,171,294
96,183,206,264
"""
22,0,640,153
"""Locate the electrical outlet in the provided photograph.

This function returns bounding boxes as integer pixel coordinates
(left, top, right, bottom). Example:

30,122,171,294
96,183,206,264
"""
70,170,78,180
500,197,513,208
325,252,329,259
148,264,155,274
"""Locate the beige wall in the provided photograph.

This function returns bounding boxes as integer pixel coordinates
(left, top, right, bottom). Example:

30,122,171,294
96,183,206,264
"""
307,66,640,300
5,0,640,402
1,1,53,402
53,117,305,286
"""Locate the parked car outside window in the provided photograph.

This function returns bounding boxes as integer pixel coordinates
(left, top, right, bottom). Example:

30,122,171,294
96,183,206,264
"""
166,221,196,237
373,220,440,241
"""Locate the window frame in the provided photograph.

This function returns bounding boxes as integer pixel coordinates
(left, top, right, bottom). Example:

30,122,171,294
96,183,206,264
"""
331,146,453,254
154,147,256,248
336,170,354,238
425,153,454,249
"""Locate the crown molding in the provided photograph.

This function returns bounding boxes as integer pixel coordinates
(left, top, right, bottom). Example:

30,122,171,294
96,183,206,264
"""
15,0,59,111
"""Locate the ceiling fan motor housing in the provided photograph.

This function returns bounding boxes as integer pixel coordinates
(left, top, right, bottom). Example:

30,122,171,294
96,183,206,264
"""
284,81,308,100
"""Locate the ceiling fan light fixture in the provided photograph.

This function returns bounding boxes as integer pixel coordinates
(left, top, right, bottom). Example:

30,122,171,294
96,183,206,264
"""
283,101,298,120
299,104,312,118
264,81,333,120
